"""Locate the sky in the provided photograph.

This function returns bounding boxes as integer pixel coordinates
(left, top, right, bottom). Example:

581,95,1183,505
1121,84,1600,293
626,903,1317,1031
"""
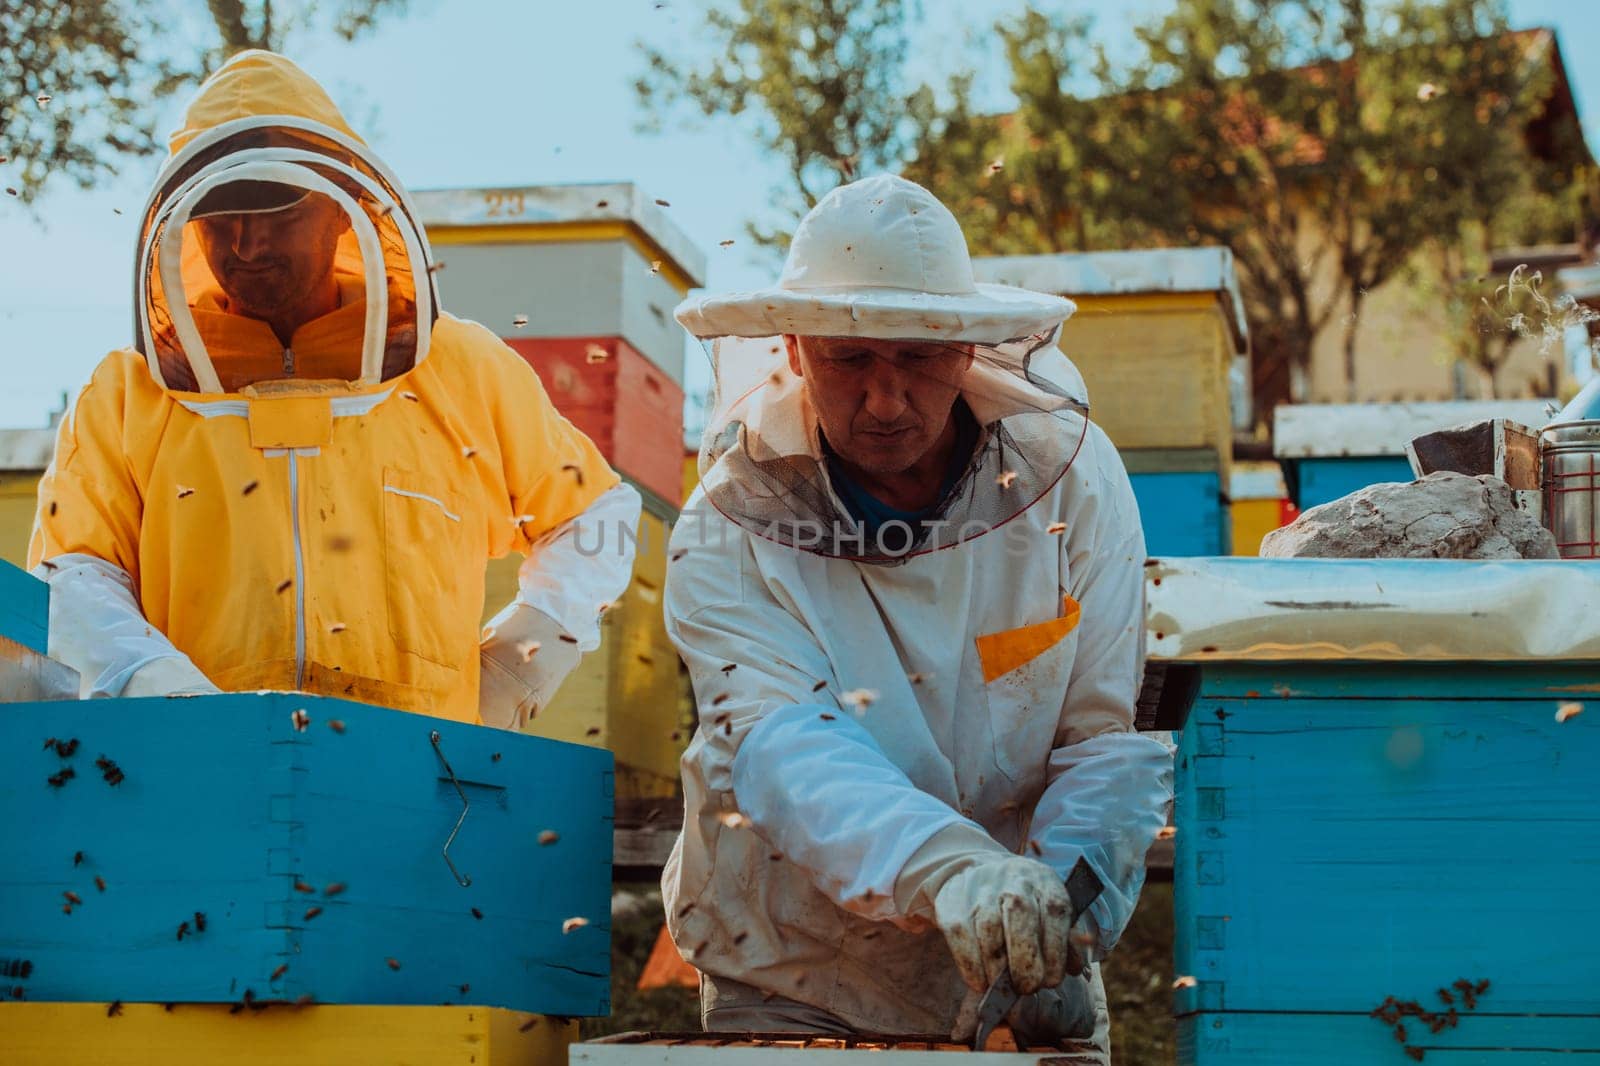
1,0,1595,429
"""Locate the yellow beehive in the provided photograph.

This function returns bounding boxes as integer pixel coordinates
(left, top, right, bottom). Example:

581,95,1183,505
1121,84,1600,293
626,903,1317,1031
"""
1228,460,1292,556
973,248,1249,475
1,1003,576,1065
485,485,687,790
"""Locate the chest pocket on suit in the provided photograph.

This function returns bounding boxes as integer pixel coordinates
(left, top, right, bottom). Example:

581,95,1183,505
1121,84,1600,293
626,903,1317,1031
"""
976,594,1081,781
382,467,474,668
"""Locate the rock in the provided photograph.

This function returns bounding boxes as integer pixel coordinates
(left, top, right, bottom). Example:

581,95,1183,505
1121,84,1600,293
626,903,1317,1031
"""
1261,472,1557,560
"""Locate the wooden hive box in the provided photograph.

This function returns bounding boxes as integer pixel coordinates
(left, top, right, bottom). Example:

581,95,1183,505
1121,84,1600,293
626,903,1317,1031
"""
412,182,707,388
0,555,49,655
973,248,1250,473
1,1003,577,1065
1273,400,1552,511
1147,558,1600,1064
0,692,612,1015
1125,453,1230,557
508,335,687,507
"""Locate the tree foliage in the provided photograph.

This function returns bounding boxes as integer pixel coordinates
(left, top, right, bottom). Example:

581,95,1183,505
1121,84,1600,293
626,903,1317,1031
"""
639,0,1594,405
1,0,409,205
634,0,954,246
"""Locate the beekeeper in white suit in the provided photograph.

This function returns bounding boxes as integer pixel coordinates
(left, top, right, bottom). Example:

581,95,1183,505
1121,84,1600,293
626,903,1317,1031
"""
662,174,1171,1057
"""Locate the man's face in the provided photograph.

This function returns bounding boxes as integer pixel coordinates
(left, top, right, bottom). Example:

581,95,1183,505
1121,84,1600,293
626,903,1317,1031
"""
785,335,973,476
195,192,349,322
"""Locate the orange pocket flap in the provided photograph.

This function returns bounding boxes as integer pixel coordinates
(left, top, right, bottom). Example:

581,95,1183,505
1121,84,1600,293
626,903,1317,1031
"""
975,594,1082,683
248,396,334,450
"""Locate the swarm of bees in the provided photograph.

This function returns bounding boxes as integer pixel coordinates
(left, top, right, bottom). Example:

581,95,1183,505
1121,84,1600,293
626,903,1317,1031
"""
1370,980,1491,1060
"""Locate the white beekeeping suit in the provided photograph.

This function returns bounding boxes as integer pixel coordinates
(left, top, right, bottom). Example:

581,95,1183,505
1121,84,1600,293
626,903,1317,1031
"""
663,175,1172,1058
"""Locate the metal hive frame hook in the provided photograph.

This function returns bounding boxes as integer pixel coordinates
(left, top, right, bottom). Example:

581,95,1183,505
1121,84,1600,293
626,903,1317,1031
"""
430,730,473,887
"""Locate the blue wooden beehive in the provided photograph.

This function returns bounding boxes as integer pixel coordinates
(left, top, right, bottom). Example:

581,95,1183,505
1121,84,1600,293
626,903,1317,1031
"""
0,558,49,656
1148,558,1600,1063
0,692,613,1015
1288,454,1413,510
1130,470,1230,556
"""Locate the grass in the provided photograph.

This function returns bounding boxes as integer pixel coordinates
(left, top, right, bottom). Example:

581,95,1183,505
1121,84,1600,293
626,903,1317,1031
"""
584,878,1178,1064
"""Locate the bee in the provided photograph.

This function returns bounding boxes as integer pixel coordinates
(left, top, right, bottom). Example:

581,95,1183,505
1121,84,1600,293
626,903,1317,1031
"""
584,343,609,365
719,239,735,248
47,768,75,788
386,958,401,971
428,261,447,274
987,157,1005,174
327,623,347,634
458,984,471,995
1556,702,1583,723
293,881,316,894
559,633,578,644
176,921,189,941
270,964,288,981
1171,976,1198,989
471,907,483,920
1047,521,1067,535
595,200,609,209
73,850,84,866
401,391,419,402
585,727,601,737
720,663,737,674
819,713,836,721
55,738,79,757
1028,839,1043,856
176,486,196,499
671,550,687,562
294,994,314,1007
94,876,106,892
654,199,671,207
491,752,502,762
841,688,877,714
1394,1024,1407,1043
290,709,311,732
518,640,541,661
538,830,559,846
996,471,1018,489
323,883,345,898
561,463,585,485
768,853,782,862
647,260,663,276
561,916,589,934
106,1000,123,1017
676,902,696,918
49,501,57,516
512,314,529,328
711,694,731,707
811,680,827,693
461,447,477,460
63,891,82,905
519,1016,539,1033
328,720,346,734
304,906,323,921
1156,826,1177,841
35,93,52,107
733,931,748,945
242,480,259,496
1404,1048,1425,1062
718,811,747,829
276,579,294,594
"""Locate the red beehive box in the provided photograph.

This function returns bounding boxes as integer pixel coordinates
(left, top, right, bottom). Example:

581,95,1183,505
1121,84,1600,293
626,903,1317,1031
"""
508,336,685,506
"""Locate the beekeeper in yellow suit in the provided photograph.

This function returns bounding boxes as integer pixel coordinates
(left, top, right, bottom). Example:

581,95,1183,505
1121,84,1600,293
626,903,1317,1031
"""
27,51,639,727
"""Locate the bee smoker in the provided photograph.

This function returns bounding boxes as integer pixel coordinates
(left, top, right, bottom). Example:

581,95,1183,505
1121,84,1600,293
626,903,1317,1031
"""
1405,376,1600,560
1538,376,1600,558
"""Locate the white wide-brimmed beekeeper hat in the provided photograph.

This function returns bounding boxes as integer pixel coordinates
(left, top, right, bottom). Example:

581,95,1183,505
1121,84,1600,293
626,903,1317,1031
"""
675,174,1074,343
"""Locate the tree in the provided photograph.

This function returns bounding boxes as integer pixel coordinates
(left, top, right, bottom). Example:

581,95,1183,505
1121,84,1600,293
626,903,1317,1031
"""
1,0,409,205
634,0,952,247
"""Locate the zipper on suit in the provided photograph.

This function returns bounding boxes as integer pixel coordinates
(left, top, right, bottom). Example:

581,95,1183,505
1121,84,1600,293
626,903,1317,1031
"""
288,449,307,689
283,346,295,374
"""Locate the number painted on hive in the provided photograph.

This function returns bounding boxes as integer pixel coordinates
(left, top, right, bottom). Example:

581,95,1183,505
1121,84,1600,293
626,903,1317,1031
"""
484,191,526,219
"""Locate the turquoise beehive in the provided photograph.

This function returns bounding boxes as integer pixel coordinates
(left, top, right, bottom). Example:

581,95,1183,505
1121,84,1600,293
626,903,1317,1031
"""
1149,558,1600,1063
0,692,612,1016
